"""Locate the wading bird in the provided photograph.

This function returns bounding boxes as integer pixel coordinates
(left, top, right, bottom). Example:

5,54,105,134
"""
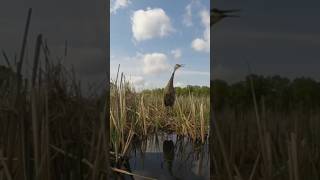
163,64,184,107
211,8,240,26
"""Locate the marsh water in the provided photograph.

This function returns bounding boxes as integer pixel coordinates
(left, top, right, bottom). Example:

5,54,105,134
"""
116,132,209,180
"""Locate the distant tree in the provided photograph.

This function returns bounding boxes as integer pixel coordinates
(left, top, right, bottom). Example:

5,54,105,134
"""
290,77,320,109
212,80,229,110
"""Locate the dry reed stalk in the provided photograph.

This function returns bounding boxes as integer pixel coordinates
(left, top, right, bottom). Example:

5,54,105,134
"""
290,133,299,180
0,150,13,180
1,50,11,68
14,8,33,180
16,8,32,84
213,120,233,179
192,102,196,138
140,95,148,136
30,33,43,180
248,72,272,178
31,90,39,179
111,167,157,180
248,153,260,180
233,164,243,180
200,103,205,143
31,34,42,87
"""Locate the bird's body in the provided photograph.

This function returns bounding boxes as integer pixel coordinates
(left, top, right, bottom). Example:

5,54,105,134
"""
163,64,183,107
211,8,240,26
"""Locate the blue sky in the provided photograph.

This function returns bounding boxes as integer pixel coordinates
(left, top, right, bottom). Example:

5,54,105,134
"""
110,0,210,90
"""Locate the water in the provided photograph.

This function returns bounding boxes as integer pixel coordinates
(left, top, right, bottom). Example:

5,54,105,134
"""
118,132,209,180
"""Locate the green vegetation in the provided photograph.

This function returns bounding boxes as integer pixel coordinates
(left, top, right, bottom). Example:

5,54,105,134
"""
142,85,210,97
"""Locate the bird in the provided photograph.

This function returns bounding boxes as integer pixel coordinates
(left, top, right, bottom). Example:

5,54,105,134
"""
211,8,240,26
163,64,184,107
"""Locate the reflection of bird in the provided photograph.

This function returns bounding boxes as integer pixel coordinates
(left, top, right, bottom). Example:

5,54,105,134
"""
163,140,175,175
164,64,184,107
211,8,240,26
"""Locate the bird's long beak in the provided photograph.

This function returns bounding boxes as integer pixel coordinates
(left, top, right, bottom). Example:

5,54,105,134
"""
219,9,241,13
212,9,240,18
222,10,240,18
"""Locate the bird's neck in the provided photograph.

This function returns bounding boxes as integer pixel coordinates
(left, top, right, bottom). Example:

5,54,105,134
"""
168,69,176,86
171,69,177,80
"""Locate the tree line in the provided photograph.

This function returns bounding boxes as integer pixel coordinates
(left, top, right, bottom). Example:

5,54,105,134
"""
212,74,320,111
142,85,210,97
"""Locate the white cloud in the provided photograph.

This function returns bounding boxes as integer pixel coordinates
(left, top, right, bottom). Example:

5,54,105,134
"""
191,9,210,53
174,81,186,87
191,38,208,52
128,75,145,86
131,8,174,41
171,49,182,59
110,0,131,14
142,53,170,75
200,9,210,27
180,70,210,76
183,3,193,26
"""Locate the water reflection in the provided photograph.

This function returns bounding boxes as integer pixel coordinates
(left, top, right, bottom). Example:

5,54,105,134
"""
163,140,175,176
124,132,209,180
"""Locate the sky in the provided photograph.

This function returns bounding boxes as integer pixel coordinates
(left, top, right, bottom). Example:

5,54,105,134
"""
110,0,210,90
213,0,320,83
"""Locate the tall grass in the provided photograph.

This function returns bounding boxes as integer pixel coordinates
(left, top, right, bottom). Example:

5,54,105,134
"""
0,9,109,179
211,79,320,180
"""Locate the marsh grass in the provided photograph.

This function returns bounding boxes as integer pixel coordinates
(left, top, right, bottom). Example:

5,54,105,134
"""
211,78,320,180
0,60,109,180
0,9,109,179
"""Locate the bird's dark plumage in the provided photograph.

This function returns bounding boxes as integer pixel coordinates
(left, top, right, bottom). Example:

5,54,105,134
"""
163,64,183,107
211,8,240,26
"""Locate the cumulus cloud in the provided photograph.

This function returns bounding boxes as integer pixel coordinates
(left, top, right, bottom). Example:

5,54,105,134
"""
110,0,131,14
191,38,208,52
191,9,210,53
131,8,174,41
142,53,170,74
171,49,182,59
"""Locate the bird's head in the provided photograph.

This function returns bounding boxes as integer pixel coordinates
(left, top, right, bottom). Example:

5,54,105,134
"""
174,64,184,71
211,8,240,26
